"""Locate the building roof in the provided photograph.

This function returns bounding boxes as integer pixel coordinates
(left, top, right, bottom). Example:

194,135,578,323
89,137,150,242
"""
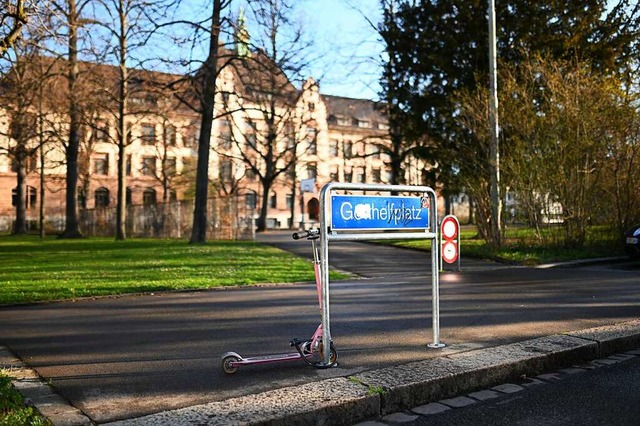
323,94,388,131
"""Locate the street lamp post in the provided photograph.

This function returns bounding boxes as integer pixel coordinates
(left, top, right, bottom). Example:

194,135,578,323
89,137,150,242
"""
488,0,501,246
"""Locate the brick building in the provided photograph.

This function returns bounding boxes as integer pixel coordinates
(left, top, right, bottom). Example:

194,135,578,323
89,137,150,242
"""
0,53,433,235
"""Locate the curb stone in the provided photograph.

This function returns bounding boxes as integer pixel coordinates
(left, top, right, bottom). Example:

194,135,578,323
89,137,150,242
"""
0,346,92,426
105,377,378,426
4,320,640,426
351,334,597,415
567,318,640,356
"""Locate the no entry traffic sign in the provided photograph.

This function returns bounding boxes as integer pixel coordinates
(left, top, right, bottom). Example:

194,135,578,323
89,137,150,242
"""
440,215,460,269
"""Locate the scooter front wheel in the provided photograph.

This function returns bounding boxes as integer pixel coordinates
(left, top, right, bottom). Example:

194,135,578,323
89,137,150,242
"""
299,341,338,368
221,355,240,374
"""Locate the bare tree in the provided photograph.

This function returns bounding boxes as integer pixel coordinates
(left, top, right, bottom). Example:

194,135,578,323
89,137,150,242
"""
0,18,57,235
455,53,640,248
51,0,94,238
0,0,29,56
87,0,177,240
221,0,316,232
188,0,231,243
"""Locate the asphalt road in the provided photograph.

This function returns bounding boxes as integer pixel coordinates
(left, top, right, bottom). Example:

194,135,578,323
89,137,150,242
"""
0,232,638,423
407,352,640,426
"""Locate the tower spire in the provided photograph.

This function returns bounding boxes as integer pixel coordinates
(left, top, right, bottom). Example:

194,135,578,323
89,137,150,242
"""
235,8,251,57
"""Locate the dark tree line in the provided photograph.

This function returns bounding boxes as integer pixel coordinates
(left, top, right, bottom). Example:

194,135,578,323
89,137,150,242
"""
379,0,640,245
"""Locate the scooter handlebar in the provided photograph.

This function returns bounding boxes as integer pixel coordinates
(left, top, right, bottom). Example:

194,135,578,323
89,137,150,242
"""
292,229,320,240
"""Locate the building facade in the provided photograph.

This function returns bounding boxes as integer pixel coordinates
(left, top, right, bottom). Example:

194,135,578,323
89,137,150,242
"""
0,56,436,235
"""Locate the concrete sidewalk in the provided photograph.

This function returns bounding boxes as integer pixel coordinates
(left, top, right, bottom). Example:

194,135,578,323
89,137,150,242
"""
5,319,639,425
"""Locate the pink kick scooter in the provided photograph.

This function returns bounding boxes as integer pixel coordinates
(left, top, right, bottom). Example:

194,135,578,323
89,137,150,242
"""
220,229,338,374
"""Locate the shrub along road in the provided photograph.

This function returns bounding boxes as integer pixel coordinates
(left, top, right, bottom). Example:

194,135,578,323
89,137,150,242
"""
0,231,638,423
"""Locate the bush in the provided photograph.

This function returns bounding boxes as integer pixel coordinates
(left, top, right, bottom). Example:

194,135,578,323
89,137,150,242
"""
0,374,51,426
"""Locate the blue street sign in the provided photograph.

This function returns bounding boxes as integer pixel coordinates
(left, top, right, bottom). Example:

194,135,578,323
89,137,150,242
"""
331,194,430,230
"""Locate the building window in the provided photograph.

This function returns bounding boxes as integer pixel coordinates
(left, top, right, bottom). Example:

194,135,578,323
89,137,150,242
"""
219,160,233,181
245,166,256,181
285,164,295,179
165,157,177,176
141,123,156,145
219,119,232,150
285,135,295,150
344,141,353,159
269,192,277,209
308,102,315,112
306,127,316,141
126,155,132,176
245,120,257,149
143,188,156,206
183,127,199,148
286,193,293,209
164,124,177,146
386,169,394,183
11,186,37,209
143,188,157,206
344,170,353,182
245,133,256,150
246,191,257,209
329,140,339,157
93,153,109,175
357,142,366,156
307,163,317,179
283,123,295,148
78,189,86,209
94,187,110,208
11,157,36,173
126,187,132,205
307,139,317,155
141,156,156,176
126,123,133,144
358,120,370,128
372,168,382,183
358,168,366,183
336,116,350,126
330,166,339,182
95,120,109,142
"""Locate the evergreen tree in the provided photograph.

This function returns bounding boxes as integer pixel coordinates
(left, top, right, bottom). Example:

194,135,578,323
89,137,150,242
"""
381,0,640,235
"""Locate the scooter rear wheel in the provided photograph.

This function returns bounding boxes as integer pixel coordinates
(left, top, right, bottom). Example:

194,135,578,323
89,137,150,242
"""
222,355,240,374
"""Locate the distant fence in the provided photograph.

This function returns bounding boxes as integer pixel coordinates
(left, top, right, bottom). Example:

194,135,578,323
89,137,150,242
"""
1,197,255,240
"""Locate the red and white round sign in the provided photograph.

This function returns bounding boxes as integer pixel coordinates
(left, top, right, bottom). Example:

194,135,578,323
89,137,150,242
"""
442,241,458,263
441,216,458,240
441,215,460,264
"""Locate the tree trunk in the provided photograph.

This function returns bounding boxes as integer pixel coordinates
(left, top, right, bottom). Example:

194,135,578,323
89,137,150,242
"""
256,178,271,232
116,139,127,240
13,149,27,235
190,0,222,244
39,86,46,239
289,169,297,229
116,9,128,241
59,0,83,239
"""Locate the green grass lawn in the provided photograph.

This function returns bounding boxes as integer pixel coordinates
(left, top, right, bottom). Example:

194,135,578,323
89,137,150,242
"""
0,373,51,426
0,236,344,305
387,226,625,265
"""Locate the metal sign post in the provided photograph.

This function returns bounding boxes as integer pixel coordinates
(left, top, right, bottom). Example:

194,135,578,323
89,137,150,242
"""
318,183,445,364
